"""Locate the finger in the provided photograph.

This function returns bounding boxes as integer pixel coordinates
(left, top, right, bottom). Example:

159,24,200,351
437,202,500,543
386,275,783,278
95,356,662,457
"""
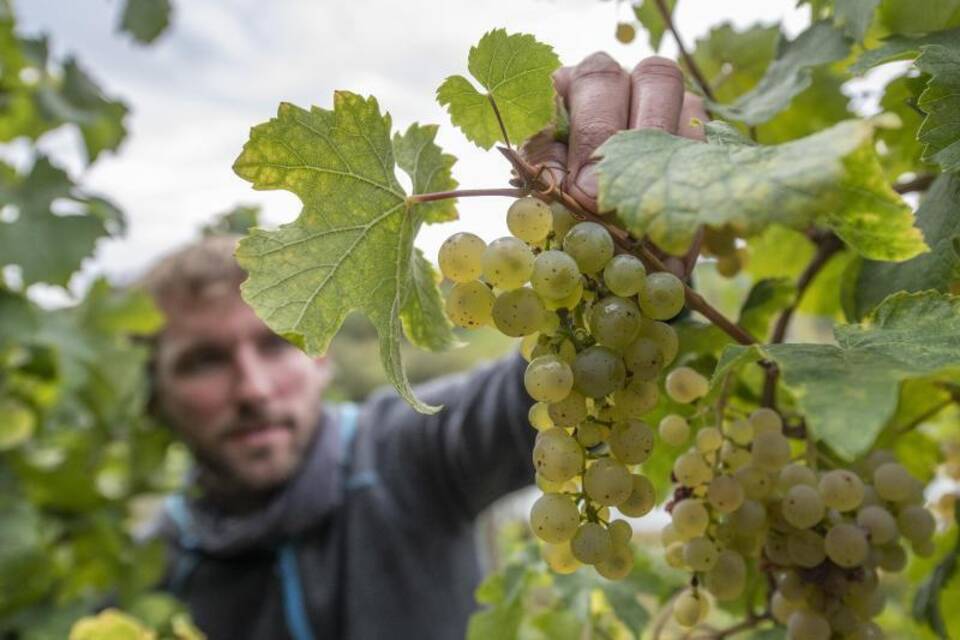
520,128,567,190
565,52,630,209
553,66,573,106
628,56,684,132
678,91,708,141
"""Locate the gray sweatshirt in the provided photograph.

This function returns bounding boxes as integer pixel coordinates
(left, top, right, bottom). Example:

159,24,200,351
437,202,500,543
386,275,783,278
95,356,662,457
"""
157,353,535,640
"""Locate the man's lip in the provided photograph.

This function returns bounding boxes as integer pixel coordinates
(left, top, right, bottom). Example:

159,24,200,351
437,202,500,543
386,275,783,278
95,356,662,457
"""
225,421,292,440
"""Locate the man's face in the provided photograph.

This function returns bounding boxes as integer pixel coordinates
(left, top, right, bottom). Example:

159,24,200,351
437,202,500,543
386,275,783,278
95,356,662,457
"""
153,291,330,493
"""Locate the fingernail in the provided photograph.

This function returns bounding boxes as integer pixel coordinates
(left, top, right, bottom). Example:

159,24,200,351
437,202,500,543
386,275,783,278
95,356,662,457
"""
576,164,598,200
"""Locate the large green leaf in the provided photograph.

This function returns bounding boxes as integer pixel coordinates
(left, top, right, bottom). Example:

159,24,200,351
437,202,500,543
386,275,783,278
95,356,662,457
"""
707,22,850,126
855,173,960,318
877,74,931,180
632,0,677,51
835,0,880,41
916,43,960,173
437,30,561,150
878,0,960,35
392,123,458,224
118,0,173,45
595,120,926,260
0,157,110,286
714,292,960,459
233,94,457,414
689,23,780,105
850,27,960,74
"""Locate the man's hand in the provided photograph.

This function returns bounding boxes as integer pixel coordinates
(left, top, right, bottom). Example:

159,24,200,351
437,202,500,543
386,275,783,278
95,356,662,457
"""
523,53,708,212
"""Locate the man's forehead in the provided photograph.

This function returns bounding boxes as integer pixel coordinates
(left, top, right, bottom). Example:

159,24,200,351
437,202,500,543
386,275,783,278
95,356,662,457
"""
157,291,270,347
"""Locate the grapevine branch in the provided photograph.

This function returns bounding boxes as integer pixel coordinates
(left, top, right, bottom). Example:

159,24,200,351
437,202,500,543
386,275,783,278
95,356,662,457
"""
653,0,716,102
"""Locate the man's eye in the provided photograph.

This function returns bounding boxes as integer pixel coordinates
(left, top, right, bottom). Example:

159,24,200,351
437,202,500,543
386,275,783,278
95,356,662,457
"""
176,348,229,375
259,333,291,355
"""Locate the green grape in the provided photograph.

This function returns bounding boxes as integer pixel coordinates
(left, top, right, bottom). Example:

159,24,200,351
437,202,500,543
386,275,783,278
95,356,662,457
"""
751,430,791,472
589,296,641,350
721,442,752,471
595,542,634,580
610,379,658,418
856,505,898,545
704,550,746,601
772,590,802,624
563,221,614,273
608,519,633,546
622,337,662,381
584,458,633,506
528,402,554,431
897,505,935,544
724,419,754,446
548,390,588,427
506,197,552,243
445,280,495,328
618,474,656,517
635,318,678,366
702,225,737,256
672,499,709,540
571,522,613,565
608,419,654,464
550,202,577,245
529,493,580,543
827,605,860,637
873,462,912,502
542,541,581,574
818,470,865,512
707,475,745,514
777,463,818,494
673,451,713,487
673,589,709,628
658,414,690,446
481,236,534,289
543,278,583,310
524,355,574,403
661,523,680,547
749,408,783,436
438,232,485,282
664,366,709,404
532,428,583,482
782,485,825,529
492,287,545,337
715,253,742,278
764,531,793,565
730,500,767,534
637,271,685,320
776,571,808,602
665,541,687,568
696,426,723,453
683,536,720,571
576,419,607,448
540,311,560,336
603,254,646,297
531,249,581,300
824,523,868,568
877,542,907,572
787,610,831,640
572,346,626,398
787,529,826,568
735,466,774,500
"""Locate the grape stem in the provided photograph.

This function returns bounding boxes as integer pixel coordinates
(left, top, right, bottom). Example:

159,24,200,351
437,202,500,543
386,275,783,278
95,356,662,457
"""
406,187,524,204
681,227,704,279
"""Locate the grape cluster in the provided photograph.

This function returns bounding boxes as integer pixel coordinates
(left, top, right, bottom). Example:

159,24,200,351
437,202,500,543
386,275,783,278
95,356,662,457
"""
660,403,938,638
701,225,748,278
438,196,688,580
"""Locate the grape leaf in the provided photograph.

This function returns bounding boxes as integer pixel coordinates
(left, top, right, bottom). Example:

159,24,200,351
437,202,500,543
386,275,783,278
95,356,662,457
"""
713,291,960,459
854,173,960,318
834,0,880,41
738,278,795,340
118,0,173,45
877,74,931,180
392,123,458,224
233,93,457,414
689,23,780,105
706,22,850,126
595,119,926,260
878,0,960,36
0,157,110,287
436,29,561,150
632,0,677,51
916,43,960,173
849,27,960,74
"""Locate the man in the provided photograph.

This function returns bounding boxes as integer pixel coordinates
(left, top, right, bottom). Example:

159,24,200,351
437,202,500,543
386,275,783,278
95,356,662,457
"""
144,54,706,640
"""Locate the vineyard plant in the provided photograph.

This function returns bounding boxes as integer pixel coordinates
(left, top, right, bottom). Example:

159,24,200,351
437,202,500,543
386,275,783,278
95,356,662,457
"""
228,1,960,639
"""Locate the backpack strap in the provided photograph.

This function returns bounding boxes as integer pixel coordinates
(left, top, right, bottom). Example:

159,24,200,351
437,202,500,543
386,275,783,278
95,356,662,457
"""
163,494,203,595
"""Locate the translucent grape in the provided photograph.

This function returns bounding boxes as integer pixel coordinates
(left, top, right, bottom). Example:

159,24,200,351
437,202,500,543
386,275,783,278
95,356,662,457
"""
542,541,581,574
524,355,574,403
787,529,826,568
702,225,736,256
787,610,831,640
684,536,720,571
661,523,680,547
658,414,690,446
673,589,709,628
575,419,607,448
610,379,658,418
673,451,713,487
772,590,803,624
527,402,554,431
707,475,745,513
595,542,634,580
481,236,534,289
735,466,774,500
782,485,825,529
584,458,633,506
542,279,583,311
724,419,754,446
637,271,685,320
749,408,783,436
777,463,817,494
438,232,485,282
532,428,583,482
550,202,577,244
618,474,656,517
665,366,709,404
492,288,544,337
672,499,709,540
608,419,654,464
897,505,935,544
715,253,742,278
570,522,612,565
635,318,678,366
572,346,626,398
764,531,792,566
877,542,907,572
547,390,588,427
776,571,807,602
730,500,767,534
818,470,865,512
873,462,912,502
622,337,662,381
751,430,791,472
824,523,868,568
608,519,633,546
506,197,552,243
531,250,581,300
704,550,746,601
529,493,580,543
696,427,723,453
665,542,686,568
603,254,646,297
721,442,752,472
445,281,494,328
589,296,641,350
563,221,614,273
856,505,898,545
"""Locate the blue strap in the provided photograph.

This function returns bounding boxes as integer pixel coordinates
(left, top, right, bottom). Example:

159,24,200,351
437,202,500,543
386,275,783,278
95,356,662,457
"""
164,494,202,594
277,541,317,640
337,402,380,492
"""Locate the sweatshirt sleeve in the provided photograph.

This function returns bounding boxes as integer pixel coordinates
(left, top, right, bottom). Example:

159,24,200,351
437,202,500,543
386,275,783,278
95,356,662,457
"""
361,351,536,528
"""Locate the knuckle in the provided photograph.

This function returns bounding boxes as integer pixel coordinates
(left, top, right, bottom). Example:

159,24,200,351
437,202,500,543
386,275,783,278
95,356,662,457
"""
574,51,624,79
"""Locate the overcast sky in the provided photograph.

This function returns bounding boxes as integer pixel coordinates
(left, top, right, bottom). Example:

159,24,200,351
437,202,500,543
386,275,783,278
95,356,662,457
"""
15,0,815,290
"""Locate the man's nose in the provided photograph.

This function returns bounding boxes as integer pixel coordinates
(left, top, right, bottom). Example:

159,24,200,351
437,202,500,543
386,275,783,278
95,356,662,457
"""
234,344,272,402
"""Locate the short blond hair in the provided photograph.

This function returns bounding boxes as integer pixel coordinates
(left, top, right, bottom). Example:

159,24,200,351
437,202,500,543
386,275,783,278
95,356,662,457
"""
139,234,246,305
